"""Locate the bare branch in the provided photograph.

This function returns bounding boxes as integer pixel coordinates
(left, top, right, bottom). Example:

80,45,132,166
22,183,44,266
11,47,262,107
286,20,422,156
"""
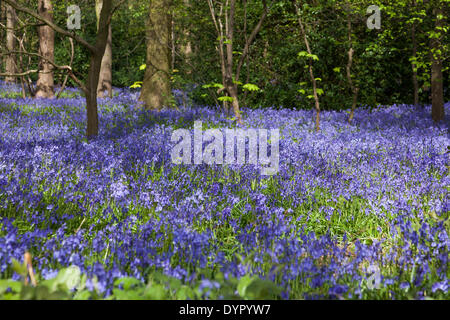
236,0,269,83
0,70,39,77
0,46,87,94
0,50,71,71
2,0,97,53
57,38,75,98
107,0,127,25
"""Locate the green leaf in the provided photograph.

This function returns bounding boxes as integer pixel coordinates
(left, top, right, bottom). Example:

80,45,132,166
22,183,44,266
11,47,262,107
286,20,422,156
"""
245,279,281,300
139,64,146,71
73,290,91,300
129,81,143,89
0,280,22,295
237,275,254,298
176,286,194,300
54,266,81,291
115,277,142,291
309,53,319,61
143,284,166,300
19,285,35,300
12,259,27,277
202,83,224,89
242,83,261,92
218,96,234,102
35,286,51,300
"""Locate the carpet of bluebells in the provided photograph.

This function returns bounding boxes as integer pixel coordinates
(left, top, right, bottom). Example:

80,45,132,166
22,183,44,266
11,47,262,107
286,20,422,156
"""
0,81,449,299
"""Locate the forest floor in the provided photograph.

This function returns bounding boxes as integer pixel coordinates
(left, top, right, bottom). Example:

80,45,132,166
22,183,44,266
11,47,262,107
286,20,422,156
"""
0,84,449,299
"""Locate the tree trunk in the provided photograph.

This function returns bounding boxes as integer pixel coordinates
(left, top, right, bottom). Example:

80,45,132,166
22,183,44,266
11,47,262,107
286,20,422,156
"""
181,0,192,74
224,0,242,124
171,15,175,70
209,0,228,112
96,0,112,98
411,0,419,107
431,7,444,122
235,0,268,84
139,0,172,110
0,5,4,48
86,0,113,138
2,0,116,139
35,0,54,98
5,4,17,83
296,3,320,131
346,9,359,124
97,23,112,98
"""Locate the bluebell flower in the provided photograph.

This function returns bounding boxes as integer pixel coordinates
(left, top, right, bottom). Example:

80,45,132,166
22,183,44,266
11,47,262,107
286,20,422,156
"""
431,281,448,293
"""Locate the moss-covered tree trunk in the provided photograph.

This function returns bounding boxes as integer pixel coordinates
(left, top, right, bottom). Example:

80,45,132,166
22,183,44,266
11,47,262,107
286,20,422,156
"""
139,0,172,110
35,0,55,98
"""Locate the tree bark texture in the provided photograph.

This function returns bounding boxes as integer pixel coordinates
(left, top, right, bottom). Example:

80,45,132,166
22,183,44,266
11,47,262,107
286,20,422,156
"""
96,0,113,98
139,0,172,110
35,0,55,98
5,4,17,83
86,0,113,137
431,7,444,123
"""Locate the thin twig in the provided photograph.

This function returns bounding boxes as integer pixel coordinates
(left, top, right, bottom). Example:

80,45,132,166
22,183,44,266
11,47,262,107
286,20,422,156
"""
24,252,37,287
57,38,75,98
75,216,87,234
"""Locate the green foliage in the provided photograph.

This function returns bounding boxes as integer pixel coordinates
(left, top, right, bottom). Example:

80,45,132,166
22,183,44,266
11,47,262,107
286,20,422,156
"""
298,81,324,100
0,266,282,300
242,83,262,92
218,96,234,103
3,0,450,109
0,265,89,300
130,81,143,89
202,83,224,90
298,51,319,61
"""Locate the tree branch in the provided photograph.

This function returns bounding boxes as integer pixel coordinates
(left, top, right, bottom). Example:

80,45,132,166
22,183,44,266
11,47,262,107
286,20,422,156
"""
236,0,269,83
0,47,87,94
107,0,127,25
0,70,39,77
3,0,97,53
57,38,75,98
